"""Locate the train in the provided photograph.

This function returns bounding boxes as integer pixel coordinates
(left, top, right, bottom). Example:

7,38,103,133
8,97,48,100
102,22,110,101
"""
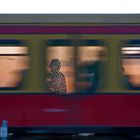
0,14,140,135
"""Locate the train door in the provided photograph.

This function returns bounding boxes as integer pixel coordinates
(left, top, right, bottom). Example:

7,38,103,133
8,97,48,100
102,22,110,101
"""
45,39,107,126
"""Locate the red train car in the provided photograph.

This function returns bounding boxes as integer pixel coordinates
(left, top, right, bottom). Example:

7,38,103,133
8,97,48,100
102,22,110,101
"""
0,14,140,135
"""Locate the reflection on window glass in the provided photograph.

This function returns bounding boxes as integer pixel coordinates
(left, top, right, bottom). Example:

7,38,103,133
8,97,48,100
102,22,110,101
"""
46,47,75,94
122,46,140,90
0,46,29,89
77,46,106,93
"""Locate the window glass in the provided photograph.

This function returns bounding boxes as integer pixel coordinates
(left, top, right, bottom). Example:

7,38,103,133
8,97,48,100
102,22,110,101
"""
0,44,29,89
46,46,75,94
46,40,106,94
77,46,106,93
122,42,140,90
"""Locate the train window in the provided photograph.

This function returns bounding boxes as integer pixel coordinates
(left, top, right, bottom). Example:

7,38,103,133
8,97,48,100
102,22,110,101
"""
122,40,140,90
46,40,106,94
76,40,107,93
0,40,29,89
46,40,75,94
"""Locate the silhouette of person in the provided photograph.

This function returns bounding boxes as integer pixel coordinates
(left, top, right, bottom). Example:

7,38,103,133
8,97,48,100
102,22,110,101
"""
47,59,67,94
89,49,106,91
77,49,106,93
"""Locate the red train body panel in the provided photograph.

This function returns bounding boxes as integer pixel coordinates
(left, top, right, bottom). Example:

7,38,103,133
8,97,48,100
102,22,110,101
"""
0,94,140,127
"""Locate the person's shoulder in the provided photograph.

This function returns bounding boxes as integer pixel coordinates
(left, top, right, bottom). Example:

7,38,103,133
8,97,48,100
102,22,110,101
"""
59,71,65,77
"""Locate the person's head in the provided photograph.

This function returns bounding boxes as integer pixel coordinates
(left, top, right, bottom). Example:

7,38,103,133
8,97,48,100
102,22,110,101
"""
49,59,61,72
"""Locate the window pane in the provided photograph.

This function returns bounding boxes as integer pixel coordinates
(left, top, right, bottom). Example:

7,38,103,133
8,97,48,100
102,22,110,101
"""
77,46,106,93
46,46,75,94
0,46,29,89
0,47,28,54
122,44,140,90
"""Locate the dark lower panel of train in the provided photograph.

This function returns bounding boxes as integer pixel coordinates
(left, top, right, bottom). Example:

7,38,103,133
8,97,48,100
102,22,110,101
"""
9,126,140,134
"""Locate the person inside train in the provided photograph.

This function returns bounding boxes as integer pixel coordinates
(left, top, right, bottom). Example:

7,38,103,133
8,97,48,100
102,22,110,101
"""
90,49,106,91
77,49,106,93
47,59,67,94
